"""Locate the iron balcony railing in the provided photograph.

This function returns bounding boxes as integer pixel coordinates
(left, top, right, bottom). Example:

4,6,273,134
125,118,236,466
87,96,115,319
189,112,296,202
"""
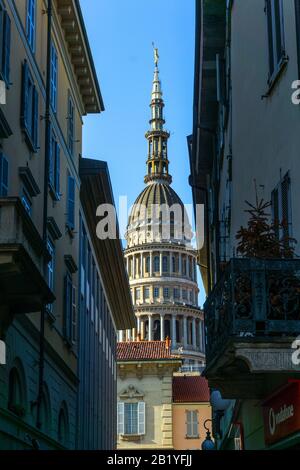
204,258,300,363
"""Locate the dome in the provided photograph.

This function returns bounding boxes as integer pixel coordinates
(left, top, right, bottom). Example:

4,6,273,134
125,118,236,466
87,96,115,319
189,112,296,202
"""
126,182,193,246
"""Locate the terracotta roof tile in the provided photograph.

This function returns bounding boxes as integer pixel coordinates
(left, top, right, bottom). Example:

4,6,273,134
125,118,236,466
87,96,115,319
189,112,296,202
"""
173,376,210,403
117,341,181,361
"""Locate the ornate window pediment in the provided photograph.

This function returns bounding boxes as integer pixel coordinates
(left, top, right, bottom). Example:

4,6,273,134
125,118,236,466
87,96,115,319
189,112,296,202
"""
119,385,144,400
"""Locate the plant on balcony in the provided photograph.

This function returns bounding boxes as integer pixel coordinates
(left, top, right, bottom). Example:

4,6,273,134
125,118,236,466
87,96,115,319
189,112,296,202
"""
235,196,300,321
236,197,296,259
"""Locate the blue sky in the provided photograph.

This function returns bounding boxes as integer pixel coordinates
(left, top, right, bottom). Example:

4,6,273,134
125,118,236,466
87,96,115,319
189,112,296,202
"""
79,0,205,305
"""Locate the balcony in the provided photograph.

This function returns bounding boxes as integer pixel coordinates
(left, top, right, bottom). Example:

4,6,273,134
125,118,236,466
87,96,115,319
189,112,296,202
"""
0,198,54,336
204,258,300,399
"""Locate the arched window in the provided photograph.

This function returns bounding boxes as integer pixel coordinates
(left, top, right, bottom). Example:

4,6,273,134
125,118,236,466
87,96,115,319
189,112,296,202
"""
8,369,22,414
162,256,168,272
145,256,150,273
172,256,176,273
38,385,51,433
58,403,69,447
154,256,159,273
8,362,26,418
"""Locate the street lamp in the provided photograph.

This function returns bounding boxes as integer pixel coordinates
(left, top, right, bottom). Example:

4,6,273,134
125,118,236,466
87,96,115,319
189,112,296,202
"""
201,419,215,451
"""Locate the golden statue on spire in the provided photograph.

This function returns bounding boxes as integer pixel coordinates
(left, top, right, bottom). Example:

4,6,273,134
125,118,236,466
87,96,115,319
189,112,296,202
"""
152,42,159,66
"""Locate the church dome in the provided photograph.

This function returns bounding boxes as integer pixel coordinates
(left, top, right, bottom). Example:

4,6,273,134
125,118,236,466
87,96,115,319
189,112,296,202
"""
126,181,193,246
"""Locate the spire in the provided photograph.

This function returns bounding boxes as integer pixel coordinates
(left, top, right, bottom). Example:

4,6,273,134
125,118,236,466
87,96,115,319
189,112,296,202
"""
144,46,172,185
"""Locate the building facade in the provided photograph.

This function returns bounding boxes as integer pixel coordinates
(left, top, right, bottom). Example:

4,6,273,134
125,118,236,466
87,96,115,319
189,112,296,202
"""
117,339,182,450
172,375,212,450
122,54,205,368
0,0,134,450
190,0,300,450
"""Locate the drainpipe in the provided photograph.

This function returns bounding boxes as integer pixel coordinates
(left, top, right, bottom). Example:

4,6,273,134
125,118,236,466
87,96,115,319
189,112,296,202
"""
37,0,52,429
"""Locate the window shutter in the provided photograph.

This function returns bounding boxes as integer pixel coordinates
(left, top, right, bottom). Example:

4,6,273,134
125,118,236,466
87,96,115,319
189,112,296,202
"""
186,411,192,437
33,86,39,150
21,62,29,130
0,10,4,73
266,0,274,76
281,174,290,242
67,175,75,229
71,285,76,343
0,153,8,196
271,188,279,240
48,127,54,186
55,143,60,195
193,411,198,437
64,273,72,341
117,402,124,435
138,401,145,435
3,12,11,83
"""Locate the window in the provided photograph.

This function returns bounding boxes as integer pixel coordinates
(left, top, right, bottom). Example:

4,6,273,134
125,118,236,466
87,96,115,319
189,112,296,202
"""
47,238,55,310
271,172,292,249
183,259,187,275
67,94,75,155
118,402,145,436
136,288,141,300
0,152,8,195
8,367,25,417
21,187,32,216
186,410,199,438
50,42,58,111
154,256,159,272
67,175,75,231
172,256,176,273
64,271,76,344
49,131,60,199
0,6,11,85
162,256,168,272
21,61,39,151
26,0,36,52
145,256,150,273
154,287,159,298
163,287,169,299
174,288,180,299
189,291,193,303
58,403,69,447
144,287,150,299
182,289,187,300
266,0,286,81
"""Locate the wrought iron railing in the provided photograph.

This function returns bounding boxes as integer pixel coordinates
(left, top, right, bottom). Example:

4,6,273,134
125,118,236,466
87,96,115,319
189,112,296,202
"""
204,258,300,363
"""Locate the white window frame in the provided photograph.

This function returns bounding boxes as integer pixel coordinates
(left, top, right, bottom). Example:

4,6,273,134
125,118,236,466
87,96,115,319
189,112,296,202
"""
186,410,199,438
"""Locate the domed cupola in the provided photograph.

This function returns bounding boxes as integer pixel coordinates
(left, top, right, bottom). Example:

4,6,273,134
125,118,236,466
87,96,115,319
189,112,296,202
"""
121,47,205,370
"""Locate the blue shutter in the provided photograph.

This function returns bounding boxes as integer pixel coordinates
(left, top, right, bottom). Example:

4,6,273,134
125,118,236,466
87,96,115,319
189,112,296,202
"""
2,12,11,83
67,175,75,229
0,10,4,77
0,153,8,196
55,143,60,196
21,62,29,130
64,273,72,341
33,86,38,150
48,126,54,186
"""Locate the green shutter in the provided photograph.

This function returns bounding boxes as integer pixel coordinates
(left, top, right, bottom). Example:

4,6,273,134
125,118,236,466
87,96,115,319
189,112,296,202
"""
117,402,124,435
33,86,39,150
138,401,145,435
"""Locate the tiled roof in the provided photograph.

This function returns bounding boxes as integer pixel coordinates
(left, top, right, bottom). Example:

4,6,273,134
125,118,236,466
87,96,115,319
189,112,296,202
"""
173,376,210,403
117,341,181,361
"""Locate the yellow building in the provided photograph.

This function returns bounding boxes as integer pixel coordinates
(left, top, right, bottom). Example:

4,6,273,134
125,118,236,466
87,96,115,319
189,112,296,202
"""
117,339,181,450
172,375,212,450
0,0,134,449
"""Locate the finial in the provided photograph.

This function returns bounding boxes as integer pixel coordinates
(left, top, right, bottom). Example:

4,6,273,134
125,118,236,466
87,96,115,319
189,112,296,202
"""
152,42,159,67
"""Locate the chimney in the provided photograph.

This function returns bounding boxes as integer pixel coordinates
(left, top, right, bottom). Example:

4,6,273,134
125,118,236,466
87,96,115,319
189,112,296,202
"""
165,336,171,351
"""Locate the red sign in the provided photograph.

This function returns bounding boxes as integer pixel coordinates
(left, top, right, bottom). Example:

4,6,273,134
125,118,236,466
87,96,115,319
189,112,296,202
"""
262,381,300,446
